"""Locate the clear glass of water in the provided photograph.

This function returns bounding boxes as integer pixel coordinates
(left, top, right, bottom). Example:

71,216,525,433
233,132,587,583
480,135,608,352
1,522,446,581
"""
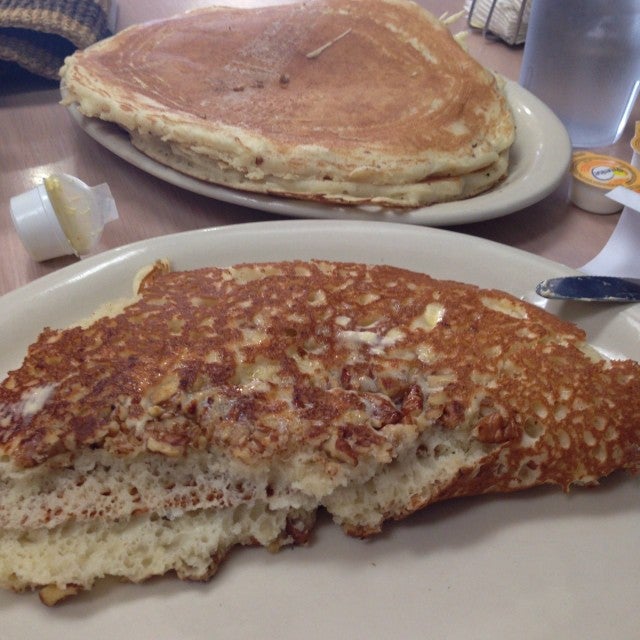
519,0,640,149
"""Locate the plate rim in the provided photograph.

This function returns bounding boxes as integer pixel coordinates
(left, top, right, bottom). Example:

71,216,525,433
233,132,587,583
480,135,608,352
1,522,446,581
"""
1,219,577,306
2,219,638,366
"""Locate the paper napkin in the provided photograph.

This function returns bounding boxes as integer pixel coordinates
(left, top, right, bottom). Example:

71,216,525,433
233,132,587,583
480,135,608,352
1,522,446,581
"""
581,192,640,279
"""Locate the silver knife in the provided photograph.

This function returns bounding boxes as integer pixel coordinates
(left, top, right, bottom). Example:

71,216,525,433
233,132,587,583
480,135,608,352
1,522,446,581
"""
536,276,640,302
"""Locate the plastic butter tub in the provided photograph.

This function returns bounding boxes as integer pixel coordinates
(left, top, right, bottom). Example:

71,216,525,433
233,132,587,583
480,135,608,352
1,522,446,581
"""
569,151,640,214
10,174,119,261
632,121,639,168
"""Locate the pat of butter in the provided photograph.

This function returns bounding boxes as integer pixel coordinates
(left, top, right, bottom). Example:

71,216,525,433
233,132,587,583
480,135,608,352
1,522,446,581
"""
44,176,96,254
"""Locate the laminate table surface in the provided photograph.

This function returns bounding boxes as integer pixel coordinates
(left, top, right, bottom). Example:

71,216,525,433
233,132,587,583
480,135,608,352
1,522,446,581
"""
1,0,638,297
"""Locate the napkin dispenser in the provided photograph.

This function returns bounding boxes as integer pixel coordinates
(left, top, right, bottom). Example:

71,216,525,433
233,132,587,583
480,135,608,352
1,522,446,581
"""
465,0,531,45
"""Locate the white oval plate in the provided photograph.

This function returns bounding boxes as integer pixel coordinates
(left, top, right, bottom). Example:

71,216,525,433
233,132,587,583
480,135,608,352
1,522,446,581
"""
2,221,638,639
67,80,571,226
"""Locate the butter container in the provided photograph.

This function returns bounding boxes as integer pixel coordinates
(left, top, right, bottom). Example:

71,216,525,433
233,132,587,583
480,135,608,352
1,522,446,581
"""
631,121,639,168
10,174,119,261
569,151,640,214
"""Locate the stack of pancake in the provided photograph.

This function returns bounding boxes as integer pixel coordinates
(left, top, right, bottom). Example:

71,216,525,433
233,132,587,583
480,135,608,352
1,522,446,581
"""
60,0,515,208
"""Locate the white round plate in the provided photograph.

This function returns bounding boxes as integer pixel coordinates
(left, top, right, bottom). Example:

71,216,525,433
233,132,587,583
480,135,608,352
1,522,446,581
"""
2,221,638,640
67,81,571,226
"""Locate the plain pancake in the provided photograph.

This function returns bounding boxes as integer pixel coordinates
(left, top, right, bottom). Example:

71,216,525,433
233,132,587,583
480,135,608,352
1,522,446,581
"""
131,133,510,207
60,0,516,207
1,260,637,603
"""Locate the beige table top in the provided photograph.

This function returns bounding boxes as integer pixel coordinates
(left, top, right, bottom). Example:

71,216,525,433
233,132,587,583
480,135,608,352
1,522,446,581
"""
1,0,638,297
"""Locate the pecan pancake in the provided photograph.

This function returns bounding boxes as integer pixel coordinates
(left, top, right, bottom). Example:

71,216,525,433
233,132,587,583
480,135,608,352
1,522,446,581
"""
1,261,638,604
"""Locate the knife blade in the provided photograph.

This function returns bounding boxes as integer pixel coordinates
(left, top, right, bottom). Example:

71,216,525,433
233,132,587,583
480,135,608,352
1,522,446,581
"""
536,276,640,302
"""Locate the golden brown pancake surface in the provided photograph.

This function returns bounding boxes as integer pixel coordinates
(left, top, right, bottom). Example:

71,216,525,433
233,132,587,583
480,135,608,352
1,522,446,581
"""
2,260,637,477
60,0,515,206
89,2,501,156
2,260,638,603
